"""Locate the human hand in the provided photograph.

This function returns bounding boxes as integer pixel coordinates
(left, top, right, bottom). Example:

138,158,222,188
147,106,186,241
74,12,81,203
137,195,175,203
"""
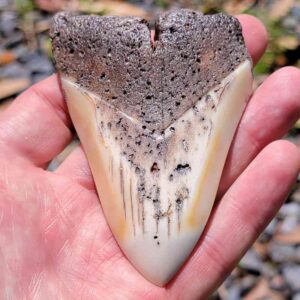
0,15,299,299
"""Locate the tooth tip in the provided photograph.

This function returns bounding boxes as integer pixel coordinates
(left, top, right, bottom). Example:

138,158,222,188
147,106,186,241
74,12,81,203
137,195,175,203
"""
144,274,171,287
121,230,201,286
135,264,173,286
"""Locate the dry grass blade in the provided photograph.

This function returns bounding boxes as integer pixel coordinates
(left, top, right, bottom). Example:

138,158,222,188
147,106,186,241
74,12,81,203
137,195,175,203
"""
274,226,300,244
78,0,148,17
243,278,285,300
35,0,148,17
0,78,30,100
0,52,16,66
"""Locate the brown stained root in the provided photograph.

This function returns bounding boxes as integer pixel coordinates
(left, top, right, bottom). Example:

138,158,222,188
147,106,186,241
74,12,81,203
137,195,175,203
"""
51,9,251,133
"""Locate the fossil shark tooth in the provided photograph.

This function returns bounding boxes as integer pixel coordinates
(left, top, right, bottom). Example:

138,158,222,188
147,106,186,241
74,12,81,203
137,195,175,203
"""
51,9,253,286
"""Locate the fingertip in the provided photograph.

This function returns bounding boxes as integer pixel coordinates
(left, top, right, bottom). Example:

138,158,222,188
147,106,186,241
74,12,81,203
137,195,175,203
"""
270,66,300,89
266,140,300,171
247,140,300,190
27,74,60,98
237,14,268,65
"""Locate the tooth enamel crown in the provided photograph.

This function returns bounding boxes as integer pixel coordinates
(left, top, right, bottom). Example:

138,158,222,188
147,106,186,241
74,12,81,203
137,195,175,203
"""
51,9,252,285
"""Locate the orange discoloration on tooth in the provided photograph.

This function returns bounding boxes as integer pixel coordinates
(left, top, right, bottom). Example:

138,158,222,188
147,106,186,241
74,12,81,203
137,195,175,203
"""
184,61,253,229
62,79,128,240
186,132,221,228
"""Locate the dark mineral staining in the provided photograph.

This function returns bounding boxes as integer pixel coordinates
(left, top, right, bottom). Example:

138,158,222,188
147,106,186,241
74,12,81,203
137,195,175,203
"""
120,164,126,219
205,94,212,102
135,136,142,146
175,187,189,211
174,186,189,232
176,198,183,208
138,182,146,197
150,162,160,173
182,139,189,152
193,106,199,114
174,163,191,174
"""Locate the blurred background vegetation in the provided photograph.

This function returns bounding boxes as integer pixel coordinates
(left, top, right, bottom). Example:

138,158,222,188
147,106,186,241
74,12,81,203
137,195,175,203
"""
0,0,300,299
5,0,300,75
1,0,300,93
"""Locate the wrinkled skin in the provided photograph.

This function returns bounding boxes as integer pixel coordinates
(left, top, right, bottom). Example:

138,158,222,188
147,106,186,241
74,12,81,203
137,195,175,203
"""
0,15,299,300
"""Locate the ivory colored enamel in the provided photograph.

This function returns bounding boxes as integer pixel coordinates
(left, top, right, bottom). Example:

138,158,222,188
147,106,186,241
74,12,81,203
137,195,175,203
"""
61,60,253,286
62,82,128,240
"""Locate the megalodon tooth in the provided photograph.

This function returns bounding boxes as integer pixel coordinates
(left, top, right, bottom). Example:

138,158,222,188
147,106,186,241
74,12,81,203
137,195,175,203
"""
50,9,253,286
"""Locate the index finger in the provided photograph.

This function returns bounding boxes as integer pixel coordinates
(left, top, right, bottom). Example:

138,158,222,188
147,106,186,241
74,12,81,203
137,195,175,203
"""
237,14,268,65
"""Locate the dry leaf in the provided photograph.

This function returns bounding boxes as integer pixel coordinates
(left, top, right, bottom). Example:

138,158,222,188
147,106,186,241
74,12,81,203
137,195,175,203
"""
35,0,148,17
275,55,288,66
35,19,51,33
48,140,79,170
274,226,300,244
20,18,38,51
277,36,299,50
243,278,284,300
295,119,300,129
224,0,255,15
270,0,294,20
217,284,228,299
0,99,13,112
0,52,16,66
253,74,268,89
0,78,30,100
78,1,148,17
34,0,72,12
253,241,268,259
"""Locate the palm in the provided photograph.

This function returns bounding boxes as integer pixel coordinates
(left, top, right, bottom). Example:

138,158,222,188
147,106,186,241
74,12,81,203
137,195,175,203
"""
0,158,143,299
0,15,299,299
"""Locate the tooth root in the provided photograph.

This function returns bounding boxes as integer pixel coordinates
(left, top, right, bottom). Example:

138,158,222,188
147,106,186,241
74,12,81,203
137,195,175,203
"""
61,60,252,286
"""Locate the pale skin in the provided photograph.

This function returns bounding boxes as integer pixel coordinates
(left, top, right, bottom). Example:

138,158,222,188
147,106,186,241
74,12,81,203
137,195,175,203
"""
0,15,299,299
